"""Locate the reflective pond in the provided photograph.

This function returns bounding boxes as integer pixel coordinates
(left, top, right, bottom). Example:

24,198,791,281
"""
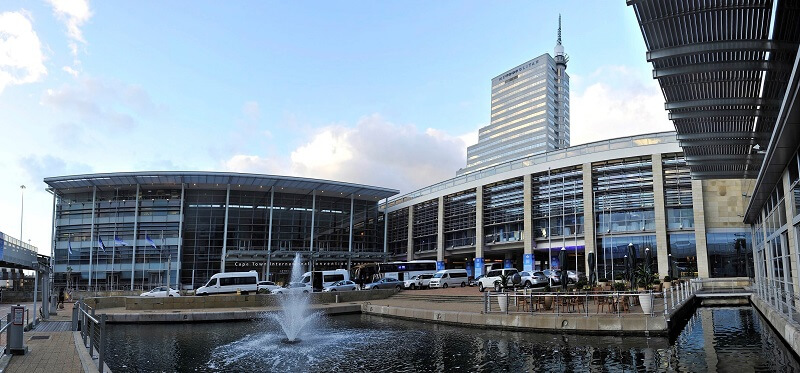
105,307,800,372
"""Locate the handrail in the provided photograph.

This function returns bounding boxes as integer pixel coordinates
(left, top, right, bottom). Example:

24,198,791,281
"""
73,300,108,373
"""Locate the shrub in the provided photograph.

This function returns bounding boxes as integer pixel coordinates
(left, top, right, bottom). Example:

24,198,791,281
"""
663,275,672,282
598,277,608,282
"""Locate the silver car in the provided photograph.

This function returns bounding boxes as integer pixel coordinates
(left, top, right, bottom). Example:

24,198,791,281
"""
272,282,312,295
364,278,402,290
519,271,548,288
323,280,358,292
140,286,180,297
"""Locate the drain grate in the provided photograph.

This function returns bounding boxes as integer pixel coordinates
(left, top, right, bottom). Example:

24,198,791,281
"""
30,335,51,340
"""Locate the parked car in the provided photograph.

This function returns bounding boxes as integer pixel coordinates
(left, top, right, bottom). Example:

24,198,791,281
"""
542,269,561,285
257,281,282,293
404,273,434,290
567,270,586,283
477,268,519,292
140,286,180,297
364,278,402,290
428,269,469,288
519,271,548,288
323,280,358,292
469,274,484,287
272,282,312,295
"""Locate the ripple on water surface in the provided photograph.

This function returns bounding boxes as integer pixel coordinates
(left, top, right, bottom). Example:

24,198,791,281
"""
105,307,800,372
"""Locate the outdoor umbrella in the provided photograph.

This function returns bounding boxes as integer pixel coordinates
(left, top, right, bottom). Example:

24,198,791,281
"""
644,248,653,288
623,254,629,285
588,252,596,286
559,248,568,291
627,244,637,290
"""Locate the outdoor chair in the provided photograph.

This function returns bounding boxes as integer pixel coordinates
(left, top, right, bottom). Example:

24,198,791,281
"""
597,294,613,313
555,295,574,313
616,295,630,313
572,293,586,313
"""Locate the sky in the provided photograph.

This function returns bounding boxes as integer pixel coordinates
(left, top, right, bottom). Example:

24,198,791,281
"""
0,1,673,255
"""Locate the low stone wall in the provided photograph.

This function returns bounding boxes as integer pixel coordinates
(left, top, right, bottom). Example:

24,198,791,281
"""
107,304,362,323
362,303,669,335
751,296,800,358
85,296,127,309
700,297,750,306
100,289,397,310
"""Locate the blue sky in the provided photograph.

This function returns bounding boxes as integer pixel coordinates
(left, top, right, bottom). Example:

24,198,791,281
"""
0,1,673,254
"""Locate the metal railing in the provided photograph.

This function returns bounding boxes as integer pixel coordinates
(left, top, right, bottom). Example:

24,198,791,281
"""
691,277,753,294
753,279,800,326
483,280,698,318
73,300,108,373
0,318,9,354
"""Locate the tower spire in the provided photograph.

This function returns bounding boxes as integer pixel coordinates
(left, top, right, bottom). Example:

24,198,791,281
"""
557,14,562,45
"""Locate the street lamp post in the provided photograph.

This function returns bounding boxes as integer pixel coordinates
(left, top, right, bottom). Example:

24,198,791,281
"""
20,185,25,241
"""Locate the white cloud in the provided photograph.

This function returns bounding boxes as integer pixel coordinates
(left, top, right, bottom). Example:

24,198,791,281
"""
62,65,79,76
570,65,673,146
42,76,165,129
224,114,472,193
47,0,92,67
0,11,47,94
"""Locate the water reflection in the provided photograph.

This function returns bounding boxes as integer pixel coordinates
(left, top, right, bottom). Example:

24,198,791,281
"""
105,307,800,372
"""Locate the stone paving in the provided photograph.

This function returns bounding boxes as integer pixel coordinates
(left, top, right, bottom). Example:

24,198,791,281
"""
3,303,84,373
4,331,83,373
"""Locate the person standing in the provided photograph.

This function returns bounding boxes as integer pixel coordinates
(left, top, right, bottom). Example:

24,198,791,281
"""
58,287,65,309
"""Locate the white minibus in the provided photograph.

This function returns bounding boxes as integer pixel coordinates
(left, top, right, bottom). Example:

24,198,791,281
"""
195,271,259,295
428,269,469,288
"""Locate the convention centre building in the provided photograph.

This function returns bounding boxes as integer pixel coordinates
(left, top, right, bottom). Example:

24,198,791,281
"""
45,131,753,289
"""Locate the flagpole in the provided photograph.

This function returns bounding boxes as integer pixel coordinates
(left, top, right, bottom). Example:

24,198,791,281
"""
160,230,164,287
112,191,118,291
95,234,99,294
142,231,147,290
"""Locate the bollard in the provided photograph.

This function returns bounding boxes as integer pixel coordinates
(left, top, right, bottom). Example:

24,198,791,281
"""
335,294,339,304
663,288,668,316
72,304,79,331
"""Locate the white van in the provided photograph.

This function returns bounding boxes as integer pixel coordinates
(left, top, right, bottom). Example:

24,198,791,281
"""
428,269,469,288
300,269,350,290
195,271,259,296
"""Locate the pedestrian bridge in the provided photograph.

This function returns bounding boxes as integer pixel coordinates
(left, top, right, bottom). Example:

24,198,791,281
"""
0,231,42,273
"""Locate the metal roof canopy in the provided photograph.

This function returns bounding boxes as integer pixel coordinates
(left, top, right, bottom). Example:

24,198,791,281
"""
628,0,800,180
745,45,800,223
44,171,399,201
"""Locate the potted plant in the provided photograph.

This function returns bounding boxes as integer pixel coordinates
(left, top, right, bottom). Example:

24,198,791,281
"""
635,264,657,314
543,283,553,310
496,272,510,311
653,279,662,292
662,275,672,289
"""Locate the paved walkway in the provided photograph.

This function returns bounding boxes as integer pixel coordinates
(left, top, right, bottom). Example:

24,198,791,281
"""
3,303,87,373
5,331,83,373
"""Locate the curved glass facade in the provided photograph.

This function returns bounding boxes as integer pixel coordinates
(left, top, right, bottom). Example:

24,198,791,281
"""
47,173,395,290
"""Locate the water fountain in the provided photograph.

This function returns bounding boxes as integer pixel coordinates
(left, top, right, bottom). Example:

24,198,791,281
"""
271,253,317,343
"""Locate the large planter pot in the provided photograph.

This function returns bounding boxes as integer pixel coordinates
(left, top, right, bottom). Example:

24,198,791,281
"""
639,293,653,314
663,281,672,289
598,281,608,288
497,294,509,313
543,295,553,310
